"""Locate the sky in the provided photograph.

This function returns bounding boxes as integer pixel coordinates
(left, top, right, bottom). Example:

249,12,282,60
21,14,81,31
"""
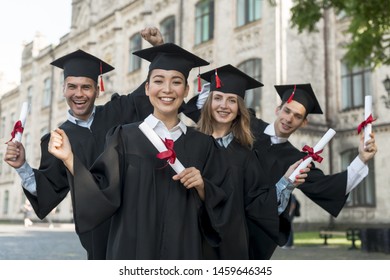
0,0,71,90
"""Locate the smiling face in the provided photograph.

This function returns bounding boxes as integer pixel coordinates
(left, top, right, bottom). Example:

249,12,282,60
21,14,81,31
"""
211,91,239,128
63,76,98,121
145,69,189,122
274,100,308,138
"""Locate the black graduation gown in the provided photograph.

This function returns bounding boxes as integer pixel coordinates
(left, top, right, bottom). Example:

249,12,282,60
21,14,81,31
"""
23,83,154,259
248,117,348,259
202,139,286,259
69,124,232,260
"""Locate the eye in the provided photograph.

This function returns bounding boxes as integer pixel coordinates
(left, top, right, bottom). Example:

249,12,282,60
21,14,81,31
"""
229,98,237,104
173,79,183,85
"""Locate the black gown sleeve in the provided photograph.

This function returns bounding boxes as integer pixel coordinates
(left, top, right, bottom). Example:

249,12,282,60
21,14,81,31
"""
25,134,70,219
69,126,124,233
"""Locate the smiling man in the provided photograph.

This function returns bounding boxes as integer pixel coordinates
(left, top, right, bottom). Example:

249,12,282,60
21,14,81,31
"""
248,83,377,259
3,47,157,259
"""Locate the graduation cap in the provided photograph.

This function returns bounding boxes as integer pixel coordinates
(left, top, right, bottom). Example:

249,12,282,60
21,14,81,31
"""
133,43,209,79
274,83,323,114
200,64,263,99
50,49,114,91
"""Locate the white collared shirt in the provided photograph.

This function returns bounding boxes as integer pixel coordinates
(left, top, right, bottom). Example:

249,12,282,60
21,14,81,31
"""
144,114,187,141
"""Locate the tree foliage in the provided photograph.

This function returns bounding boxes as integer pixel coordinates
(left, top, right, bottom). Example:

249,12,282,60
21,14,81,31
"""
289,0,390,69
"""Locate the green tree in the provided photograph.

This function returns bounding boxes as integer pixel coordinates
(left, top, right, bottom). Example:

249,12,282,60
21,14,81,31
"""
289,0,390,68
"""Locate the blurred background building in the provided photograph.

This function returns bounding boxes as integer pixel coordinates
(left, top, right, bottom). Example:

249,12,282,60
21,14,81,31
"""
0,0,389,229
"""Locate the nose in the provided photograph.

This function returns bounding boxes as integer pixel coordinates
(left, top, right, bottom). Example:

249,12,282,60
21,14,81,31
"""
219,97,228,108
285,113,293,122
162,81,172,93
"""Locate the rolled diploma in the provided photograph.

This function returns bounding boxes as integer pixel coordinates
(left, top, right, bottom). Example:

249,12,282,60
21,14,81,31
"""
288,128,336,182
364,95,372,146
13,102,29,143
139,122,185,174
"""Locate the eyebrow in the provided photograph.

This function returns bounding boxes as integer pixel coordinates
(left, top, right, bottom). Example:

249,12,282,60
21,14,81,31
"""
151,74,184,81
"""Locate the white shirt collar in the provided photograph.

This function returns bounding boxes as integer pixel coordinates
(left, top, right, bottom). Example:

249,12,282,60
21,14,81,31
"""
264,122,289,144
144,114,187,141
67,106,96,129
215,132,234,148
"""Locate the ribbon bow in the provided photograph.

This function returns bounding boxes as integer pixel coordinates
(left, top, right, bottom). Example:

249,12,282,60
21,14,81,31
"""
302,145,323,163
7,120,24,143
357,114,376,134
156,138,176,164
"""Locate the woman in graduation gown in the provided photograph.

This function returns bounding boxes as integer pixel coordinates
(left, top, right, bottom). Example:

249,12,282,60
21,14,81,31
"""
48,43,233,260
196,64,309,259
4,28,202,259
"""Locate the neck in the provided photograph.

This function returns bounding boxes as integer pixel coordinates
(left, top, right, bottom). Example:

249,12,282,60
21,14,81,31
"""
212,122,231,139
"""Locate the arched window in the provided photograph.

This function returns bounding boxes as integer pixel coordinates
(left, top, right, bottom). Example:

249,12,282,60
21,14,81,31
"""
160,16,175,43
237,59,262,110
128,33,142,73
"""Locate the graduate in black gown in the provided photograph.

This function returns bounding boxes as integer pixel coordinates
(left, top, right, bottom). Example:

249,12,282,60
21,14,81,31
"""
48,43,233,260
196,64,310,259
248,83,377,259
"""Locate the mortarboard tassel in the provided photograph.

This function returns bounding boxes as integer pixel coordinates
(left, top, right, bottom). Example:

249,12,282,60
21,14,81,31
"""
215,68,222,89
287,84,296,103
99,62,105,94
197,67,201,93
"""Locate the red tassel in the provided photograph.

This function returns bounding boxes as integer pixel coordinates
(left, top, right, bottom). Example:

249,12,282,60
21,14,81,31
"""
99,62,105,93
197,67,201,93
215,68,222,89
287,84,296,103
99,75,105,93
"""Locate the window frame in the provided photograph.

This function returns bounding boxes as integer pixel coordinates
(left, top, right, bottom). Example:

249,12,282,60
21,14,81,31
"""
195,0,214,45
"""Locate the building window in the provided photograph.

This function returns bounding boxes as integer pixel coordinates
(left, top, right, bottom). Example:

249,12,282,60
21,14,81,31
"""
237,0,262,27
341,63,371,110
27,86,33,115
238,59,262,110
195,0,214,45
342,148,376,207
3,190,9,215
10,112,15,133
0,116,5,138
128,33,142,73
42,78,52,108
161,16,175,43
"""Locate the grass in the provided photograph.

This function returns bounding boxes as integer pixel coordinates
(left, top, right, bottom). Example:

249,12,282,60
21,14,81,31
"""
294,231,361,248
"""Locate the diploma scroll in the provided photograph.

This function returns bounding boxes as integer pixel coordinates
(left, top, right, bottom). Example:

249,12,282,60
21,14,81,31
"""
139,122,185,174
364,95,372,146
288,128,336,182
13,102,29,143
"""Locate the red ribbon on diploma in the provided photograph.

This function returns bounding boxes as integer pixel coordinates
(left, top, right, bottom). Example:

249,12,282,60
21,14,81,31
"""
7,120,24,143
156,138,176,164
357,114,376,134
302,145,323,163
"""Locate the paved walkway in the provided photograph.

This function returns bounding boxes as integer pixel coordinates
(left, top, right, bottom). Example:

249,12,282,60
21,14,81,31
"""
0,223,86,260
1,223,390,260
272,245,390,260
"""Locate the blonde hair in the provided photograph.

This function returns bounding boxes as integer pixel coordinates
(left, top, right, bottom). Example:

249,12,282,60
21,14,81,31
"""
197,91,254,148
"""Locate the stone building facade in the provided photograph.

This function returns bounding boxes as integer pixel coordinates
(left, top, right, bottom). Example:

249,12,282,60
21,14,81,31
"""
0,0,389,228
